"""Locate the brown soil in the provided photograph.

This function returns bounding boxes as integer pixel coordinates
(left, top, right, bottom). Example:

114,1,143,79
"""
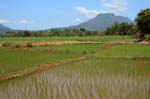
0,41,149,48
102,43,114,49
0,43,2,47
0,57,86,81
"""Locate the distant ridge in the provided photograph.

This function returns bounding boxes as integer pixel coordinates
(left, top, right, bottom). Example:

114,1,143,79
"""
0,13,133,33
68,13,133,31
0,24,13,34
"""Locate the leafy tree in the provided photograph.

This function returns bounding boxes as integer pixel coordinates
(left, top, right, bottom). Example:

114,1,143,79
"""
23,30,31,37
135,8,150,40
5,32,15,37
104,22,137,35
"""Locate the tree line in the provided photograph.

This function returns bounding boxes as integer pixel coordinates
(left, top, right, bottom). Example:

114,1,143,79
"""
3,28,98,37
2,23,137,37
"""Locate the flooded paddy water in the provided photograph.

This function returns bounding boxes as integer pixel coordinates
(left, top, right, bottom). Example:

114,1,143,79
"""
0,58,150,99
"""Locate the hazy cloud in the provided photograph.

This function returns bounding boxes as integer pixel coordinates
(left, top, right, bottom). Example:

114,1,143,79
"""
19,19,30,24
0,19,10,24
0,19,32,24
75,18,81,22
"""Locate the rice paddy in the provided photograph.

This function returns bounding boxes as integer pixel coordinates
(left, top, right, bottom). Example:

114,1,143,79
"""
0,44,101,75
0,42,150,99
0,58,150,99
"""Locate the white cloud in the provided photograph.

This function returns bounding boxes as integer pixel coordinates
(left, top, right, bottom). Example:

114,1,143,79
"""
75,0,128,18
0,19,10,24
101,0,128,14
75,6,100,18
75,18,81,22
19,19,30,24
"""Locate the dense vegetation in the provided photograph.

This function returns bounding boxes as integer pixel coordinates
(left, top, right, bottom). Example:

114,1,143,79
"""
3,28,98,37
2,25,137,37
135,8,150,40
104,22,137,35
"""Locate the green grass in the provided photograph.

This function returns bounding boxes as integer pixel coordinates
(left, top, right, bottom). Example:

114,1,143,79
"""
97,44,150,58
35,44,102,53
0,44,149,76
0,36,133,42
0,44,102,75
0,47,78,75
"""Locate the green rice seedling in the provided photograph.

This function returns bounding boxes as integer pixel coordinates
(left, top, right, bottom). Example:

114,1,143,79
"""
0,57,149,99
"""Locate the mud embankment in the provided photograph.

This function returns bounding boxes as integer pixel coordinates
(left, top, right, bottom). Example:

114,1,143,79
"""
0,57,86,81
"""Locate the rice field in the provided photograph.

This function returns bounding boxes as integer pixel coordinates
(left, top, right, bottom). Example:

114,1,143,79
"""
0,43,150,99
0,58,150,99
0,44,101,75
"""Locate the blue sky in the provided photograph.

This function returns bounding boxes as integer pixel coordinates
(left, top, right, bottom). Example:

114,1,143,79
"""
0,0,149,30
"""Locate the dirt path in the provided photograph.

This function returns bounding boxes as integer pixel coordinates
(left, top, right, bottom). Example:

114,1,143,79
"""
0,57,86,81
0,41,150,47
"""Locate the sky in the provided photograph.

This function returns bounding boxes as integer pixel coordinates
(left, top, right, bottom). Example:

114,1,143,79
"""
0,0,149,30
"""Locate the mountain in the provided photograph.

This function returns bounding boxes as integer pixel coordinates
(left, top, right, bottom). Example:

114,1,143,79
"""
0,24,13,34
0,13,133,33
69,13,133,31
